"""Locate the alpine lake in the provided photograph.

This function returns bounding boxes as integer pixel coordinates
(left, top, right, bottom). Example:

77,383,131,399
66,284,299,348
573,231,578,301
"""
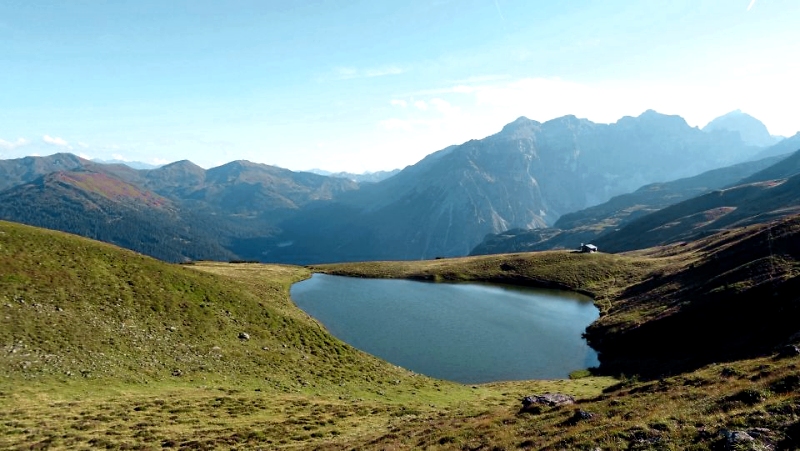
290,274,599,383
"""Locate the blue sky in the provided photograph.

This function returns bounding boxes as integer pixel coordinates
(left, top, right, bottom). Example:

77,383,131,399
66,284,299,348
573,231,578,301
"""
1,0,799,172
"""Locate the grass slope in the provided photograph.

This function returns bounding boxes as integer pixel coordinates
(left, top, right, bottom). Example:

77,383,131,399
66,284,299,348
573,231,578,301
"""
3,219,800,449
0,221,612,450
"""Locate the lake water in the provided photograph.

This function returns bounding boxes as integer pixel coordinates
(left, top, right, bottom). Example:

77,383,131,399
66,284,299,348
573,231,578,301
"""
290,274,599,383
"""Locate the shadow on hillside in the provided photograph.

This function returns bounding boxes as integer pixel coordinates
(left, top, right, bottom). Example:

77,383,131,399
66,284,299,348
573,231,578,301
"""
588,218,800,379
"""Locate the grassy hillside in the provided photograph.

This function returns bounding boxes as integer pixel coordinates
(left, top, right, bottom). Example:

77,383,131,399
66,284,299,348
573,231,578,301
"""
0,220,613,449
597,173,800,253
3,219,800,449
0,171,237,262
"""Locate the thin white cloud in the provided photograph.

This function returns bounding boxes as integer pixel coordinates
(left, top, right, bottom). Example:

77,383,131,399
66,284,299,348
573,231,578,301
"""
111,153,129,161
379,118,415,132
0,137,29,150
414,100,429,111
410,84,480,96
448,75,511,84
333,65,406,80
43,135,71,148
78,152,92,160
152,158,169,165
409,76,511,97
335,67,358,79
364,66,405,78
429,98,458,115
494,0,506,21
390,99,408,107
747,0,757,11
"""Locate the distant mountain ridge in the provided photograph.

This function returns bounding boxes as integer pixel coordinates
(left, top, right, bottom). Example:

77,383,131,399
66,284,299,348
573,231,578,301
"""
260,110,764,263
470,152,788,255
0,170,236,262
0,154,358,262
0,109,785,264
596,149,800,252
308,168,400,183
702,110,782,147
92,158,160,170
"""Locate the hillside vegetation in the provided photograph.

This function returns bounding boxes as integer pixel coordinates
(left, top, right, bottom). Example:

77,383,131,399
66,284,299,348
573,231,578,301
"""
3,220,800,449
0,221,612,449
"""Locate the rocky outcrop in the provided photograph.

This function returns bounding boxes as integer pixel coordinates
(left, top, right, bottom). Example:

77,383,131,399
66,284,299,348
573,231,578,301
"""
520,393,576,413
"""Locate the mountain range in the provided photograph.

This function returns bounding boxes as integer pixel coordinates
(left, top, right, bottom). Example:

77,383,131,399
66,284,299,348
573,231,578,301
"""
91,158,161,170
307,168,401,183
0,110,796,264
473,131,800,256
0,155,358,262
257,110,774,262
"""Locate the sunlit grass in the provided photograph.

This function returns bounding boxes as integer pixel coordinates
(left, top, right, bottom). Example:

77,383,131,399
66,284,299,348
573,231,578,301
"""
3,220,800,449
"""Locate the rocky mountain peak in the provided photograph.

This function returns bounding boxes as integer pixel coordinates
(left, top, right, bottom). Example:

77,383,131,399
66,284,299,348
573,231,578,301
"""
617,110,690,130
153,160,205,177
160,159,202,170
496,116,541,140
703,110,781,147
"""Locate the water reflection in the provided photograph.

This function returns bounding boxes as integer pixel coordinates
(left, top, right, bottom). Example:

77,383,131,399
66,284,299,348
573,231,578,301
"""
290,274,599,383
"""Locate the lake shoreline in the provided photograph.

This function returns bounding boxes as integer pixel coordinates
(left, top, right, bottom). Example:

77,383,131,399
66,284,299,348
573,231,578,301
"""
291,273,599,383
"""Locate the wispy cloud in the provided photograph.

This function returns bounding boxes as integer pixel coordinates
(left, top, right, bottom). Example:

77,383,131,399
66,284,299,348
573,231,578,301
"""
0,137,29,150
335,67,358,79
429,98,459,115
448,74,511,85
332,65,407,80
494,0,506,21
379,118,417,132
43,135,72,149
364,66,405,78
747,0,757,11
409,78,507,97
379,97,464,136
390,99,408,107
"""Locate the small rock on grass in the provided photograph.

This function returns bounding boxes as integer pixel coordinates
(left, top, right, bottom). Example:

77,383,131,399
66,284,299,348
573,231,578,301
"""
520,393,575,413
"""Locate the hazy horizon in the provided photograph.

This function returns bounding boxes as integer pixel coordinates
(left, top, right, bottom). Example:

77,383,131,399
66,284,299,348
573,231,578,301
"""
0,108,793,174
2,0,799,172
